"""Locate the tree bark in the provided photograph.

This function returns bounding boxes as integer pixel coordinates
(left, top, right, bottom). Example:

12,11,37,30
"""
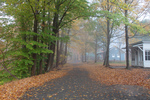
85,48,86,62
119,42,121,62
95,37,98,63
46,2,59,70
30,0,39,76
39,53,43,74
105,30,110,67
46,46,51,71
48,11,59,70
56,32,60,68
39,4,45,74
63,29,70,64
3,65,19,79
82,53,84,62
103,56,106,66
48,43,56,70
125,0,129,69
64,40,68,64
104,0,110,67
31,16,38,76
20,16,26,49
59,31,64,65
45,5,51,71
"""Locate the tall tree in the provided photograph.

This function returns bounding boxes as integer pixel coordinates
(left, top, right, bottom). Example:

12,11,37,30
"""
112,0,150,68
124,0,129,69
46,0,90,70
94,0,120,67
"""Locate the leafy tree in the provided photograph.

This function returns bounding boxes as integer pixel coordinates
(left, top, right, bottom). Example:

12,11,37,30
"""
0,0,91,83
83,19,106,63
111,0,150,69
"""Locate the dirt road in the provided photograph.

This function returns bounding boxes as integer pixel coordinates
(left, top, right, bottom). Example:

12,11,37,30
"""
21,64,149,100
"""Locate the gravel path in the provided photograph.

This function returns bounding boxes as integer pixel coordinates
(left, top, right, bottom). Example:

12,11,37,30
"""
20,65,150,100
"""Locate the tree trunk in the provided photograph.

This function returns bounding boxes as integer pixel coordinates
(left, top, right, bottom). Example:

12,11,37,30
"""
119,42,121,62
105,35,110,67
39,5,45,74
46,46,51,71
39,58,43,74
59,32,64,65
85,48,86,62
20,16,26,49
64,41,68,64
103,56,106,66
2,62,19,79
31,18,38,76
105,18,110,67
49,43,56,70
45,6,51,71
95,38,98,63
46,3,59,70
82,53,84,62
31,0,40,76
104,0,110,67
103,46,106,65
56,32,60,68
46,44,55,71
125,0,129,69
49,11,59,69
63,29,70,64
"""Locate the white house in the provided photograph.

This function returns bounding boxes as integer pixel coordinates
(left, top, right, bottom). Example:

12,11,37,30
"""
130,41,150,68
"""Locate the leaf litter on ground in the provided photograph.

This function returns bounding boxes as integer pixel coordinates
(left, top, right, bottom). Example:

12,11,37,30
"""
0,64,73,100
80,63,150,89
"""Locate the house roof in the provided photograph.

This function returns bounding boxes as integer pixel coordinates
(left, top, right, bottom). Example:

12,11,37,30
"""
97,46,125,54
110,46,126,53
122,40,150,49
129,41,143,46
130,41,150,46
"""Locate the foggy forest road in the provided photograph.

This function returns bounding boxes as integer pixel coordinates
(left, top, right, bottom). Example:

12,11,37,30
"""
21,64,149,100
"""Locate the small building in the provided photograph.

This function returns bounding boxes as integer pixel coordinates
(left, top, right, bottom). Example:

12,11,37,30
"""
130,41,150,68
109,47,125,61
97,47,125,61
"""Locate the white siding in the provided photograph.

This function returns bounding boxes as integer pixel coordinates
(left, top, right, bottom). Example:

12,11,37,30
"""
143,43,150,67
131,48,143,67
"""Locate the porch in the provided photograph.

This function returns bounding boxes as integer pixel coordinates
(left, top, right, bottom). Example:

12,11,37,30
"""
131,44,143,67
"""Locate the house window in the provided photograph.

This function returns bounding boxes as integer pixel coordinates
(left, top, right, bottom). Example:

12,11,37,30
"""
145,50,150,61
117,54,120,58
112,54,115,58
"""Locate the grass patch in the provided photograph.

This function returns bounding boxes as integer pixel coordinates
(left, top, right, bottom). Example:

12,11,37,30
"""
97,61,131,66
110,61,126,64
